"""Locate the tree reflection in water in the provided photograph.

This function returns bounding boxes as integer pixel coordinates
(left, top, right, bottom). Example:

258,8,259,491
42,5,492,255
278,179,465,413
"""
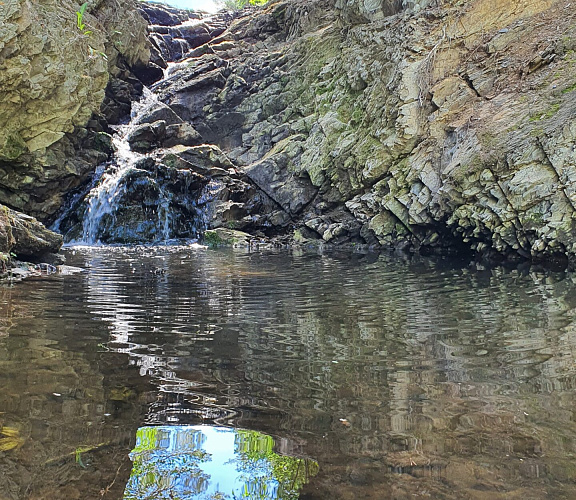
124,426,318,499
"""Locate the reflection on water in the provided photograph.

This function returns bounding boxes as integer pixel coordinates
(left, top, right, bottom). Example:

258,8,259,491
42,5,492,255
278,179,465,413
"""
125,426,318,499
2,245,576,498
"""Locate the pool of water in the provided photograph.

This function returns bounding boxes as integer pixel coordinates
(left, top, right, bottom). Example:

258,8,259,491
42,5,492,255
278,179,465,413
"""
1,245,576,499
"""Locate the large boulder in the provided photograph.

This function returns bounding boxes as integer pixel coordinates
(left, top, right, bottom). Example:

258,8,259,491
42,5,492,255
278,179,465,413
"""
0,205,62,258
0,0,150,220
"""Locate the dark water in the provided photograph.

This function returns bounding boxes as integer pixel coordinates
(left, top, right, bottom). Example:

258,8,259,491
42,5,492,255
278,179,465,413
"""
2,246,576,499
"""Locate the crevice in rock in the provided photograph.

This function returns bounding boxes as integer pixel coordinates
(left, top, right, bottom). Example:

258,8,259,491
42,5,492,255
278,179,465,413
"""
460,73,482,98
535,136,576,214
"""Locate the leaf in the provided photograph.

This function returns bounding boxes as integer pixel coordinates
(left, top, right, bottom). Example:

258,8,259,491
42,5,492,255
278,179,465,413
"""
0,438,20,452
76,12,85,31
76,2,88,31
0,427,24,452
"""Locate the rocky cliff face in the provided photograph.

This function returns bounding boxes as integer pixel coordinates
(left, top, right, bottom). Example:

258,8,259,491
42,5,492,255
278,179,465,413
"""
146,0,575,262
0,0,149,219
5,0,576,263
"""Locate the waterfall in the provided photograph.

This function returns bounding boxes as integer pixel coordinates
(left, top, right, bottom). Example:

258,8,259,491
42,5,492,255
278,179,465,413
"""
73,89,172,244
51,6,264,246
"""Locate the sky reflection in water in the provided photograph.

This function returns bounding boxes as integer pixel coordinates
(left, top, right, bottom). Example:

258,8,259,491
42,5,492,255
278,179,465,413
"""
124,425,317,499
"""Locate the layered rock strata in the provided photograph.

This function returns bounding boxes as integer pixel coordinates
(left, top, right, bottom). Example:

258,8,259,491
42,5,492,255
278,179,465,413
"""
5,0,576,262
144,0,576,261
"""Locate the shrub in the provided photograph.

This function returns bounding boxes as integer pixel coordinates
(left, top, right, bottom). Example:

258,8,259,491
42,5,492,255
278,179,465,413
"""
217,0,268,10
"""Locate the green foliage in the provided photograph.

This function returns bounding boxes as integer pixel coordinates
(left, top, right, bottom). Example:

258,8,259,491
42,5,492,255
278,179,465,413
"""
76,2,92,35
216,0,268,11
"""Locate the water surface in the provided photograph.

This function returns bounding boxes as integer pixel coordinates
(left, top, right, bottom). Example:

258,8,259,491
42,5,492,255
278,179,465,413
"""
1,246,576,499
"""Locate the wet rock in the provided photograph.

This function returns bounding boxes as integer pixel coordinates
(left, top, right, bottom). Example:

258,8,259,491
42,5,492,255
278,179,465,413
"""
140,3,200,26
127,120,203,152
127,121,166,152
58,139,283,244
77,162,207,244
133,102,184,127
202,228,253,247
179,24,212,49
150,45,168,70
133,62,165,86
160,145,237,175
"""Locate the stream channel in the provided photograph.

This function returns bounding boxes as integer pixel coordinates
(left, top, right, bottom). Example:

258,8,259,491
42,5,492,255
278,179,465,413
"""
2,245,576,499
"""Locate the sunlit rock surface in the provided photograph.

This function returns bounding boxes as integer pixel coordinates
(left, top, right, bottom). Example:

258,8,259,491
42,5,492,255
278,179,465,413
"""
6,0,576,260
0,0,149,219
0,205,62,259
137,0,576,261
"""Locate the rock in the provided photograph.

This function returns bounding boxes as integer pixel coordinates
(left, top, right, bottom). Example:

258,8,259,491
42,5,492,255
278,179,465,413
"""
133,102,184,127
0,205,62,258
140,3,200,26
160,144,237,174
58,140,282,244
161,123,204,148
0,0,150,220
150,0,575,259
133,62,165,86
64,161,208,244
245,156,317,216
127,120,203,151
23,0,576,261
0,208,16,254
202,228,253,247
127,121,166,152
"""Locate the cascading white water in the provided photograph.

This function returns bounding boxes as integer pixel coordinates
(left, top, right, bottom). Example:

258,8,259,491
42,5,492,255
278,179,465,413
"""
73,88,173,244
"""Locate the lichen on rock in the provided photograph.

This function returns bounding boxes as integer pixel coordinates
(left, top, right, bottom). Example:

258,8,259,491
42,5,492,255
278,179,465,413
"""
0,204,62,259
152,0,576,262
6,0,576,263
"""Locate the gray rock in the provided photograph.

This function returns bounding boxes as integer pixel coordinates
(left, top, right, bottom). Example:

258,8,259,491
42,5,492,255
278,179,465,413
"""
161,123,204,148
0,206,63,257
245,156,317,216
